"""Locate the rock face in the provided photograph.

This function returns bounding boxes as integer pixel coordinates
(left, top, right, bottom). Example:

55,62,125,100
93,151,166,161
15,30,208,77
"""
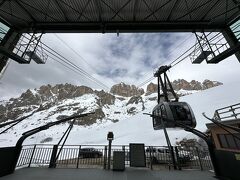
173,79,223,91
126,96,145,114
110,82,144,97
127,96,144,106
146,83,158,96
202,79,223,89
145,79,223,95
0,80,223,126
0,83,108,124
74,108,105,126
95,90,115,106
38,84,94,101
172,79,201,91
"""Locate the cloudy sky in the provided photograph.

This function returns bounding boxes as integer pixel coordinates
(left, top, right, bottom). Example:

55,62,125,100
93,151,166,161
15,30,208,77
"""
0,32,240,100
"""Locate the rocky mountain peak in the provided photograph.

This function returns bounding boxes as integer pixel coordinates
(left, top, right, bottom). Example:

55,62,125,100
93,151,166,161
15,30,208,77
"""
202,79,223,89
146,79,223,95
0,79,223,128
172,79,197,91
146,83,158,96
110,82,144,97
0,83,111,123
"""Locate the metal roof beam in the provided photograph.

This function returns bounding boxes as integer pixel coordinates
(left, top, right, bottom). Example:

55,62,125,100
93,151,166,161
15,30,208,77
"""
231,0,240,10
176,0,212,21
15,0,36,22
167,0,179,21
94,0,102,22
110,0,131,21
58,0,91,21
0,0,6,8
0,0,237,33
77,0,92,21
184,0,192,20
19,0,58,21
26,21,224,33
101,0,124,21
53,0,69,21
0,8,28,25
144,0,174,20
227,0,240,24
227,11,240,25
211,5,240,24
200,0,220,21
133,0,139,21
142,0,158,20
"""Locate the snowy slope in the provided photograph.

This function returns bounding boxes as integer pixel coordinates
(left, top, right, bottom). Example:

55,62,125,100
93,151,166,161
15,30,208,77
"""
0,82,239,147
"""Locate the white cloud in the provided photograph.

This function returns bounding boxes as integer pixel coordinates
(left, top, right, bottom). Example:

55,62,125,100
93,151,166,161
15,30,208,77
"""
0,32,239,100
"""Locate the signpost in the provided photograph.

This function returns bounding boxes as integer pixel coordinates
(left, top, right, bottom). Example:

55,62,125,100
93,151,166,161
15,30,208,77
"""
107,132,114,170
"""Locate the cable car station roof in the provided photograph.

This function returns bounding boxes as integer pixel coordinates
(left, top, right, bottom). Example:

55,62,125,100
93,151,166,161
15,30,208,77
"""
0,0,240,33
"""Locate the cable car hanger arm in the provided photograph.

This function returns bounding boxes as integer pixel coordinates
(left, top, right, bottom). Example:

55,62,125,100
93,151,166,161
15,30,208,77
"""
143,113,209,141
154,65,178,103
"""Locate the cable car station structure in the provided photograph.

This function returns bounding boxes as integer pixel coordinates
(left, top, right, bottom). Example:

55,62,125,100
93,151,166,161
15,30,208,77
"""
0,0,240,72
0,1,240,180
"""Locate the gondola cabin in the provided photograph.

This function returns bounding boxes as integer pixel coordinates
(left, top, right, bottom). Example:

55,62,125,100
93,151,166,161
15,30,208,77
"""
152,102,196,130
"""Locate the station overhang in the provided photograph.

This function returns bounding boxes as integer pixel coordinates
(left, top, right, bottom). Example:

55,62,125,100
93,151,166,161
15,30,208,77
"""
22,21,226,33
0,0,239,33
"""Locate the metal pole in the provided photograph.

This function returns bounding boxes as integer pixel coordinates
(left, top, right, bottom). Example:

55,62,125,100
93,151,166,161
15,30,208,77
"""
49,145,58,168
203,32,215,57
157,77,160,104
196,147,203,171
103,146,107,169
160,116,177,170
108,140,112,170
149,146,153,170
195,33,205,54
175,146,181,170
28,145,36,167
54,119,76,166
76,145,81,169
21,33,34,58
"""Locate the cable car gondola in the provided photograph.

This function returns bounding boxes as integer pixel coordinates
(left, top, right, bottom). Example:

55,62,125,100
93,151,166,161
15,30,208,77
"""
150,65,196,130
152,101,196,130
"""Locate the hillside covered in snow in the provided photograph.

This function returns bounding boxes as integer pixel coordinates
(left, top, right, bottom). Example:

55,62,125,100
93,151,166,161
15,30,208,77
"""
0,79,235,147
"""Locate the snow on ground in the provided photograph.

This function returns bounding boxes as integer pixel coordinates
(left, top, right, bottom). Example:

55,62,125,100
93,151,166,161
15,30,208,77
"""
0,82,240,147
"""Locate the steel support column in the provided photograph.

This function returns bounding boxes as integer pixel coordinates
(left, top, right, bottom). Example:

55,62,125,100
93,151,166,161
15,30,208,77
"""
222,27,240,62
0,28,21,74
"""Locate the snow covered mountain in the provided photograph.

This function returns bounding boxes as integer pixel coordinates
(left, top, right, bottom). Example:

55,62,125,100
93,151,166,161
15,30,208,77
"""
0,79,229,147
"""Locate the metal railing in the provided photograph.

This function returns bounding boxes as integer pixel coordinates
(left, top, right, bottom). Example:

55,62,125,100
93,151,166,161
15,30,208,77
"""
214,103,240,121
56,145,106,169
17,145,53,168
16,144,213,171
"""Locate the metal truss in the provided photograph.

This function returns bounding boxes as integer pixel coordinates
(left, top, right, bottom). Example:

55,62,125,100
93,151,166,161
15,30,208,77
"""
14,33,48,64
190,32,230,64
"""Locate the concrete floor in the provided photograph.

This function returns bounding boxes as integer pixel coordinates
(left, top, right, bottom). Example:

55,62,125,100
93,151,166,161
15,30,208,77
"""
0,168,217,180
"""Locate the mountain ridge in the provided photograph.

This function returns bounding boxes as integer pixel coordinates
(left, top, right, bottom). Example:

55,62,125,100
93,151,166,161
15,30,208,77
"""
0,79,222,125
1,81,236,147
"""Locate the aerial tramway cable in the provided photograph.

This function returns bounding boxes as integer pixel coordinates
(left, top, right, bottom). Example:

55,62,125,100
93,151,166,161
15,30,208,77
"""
54,34,99,73
19,34,110,90
137,32,224,88
137,34,194,87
